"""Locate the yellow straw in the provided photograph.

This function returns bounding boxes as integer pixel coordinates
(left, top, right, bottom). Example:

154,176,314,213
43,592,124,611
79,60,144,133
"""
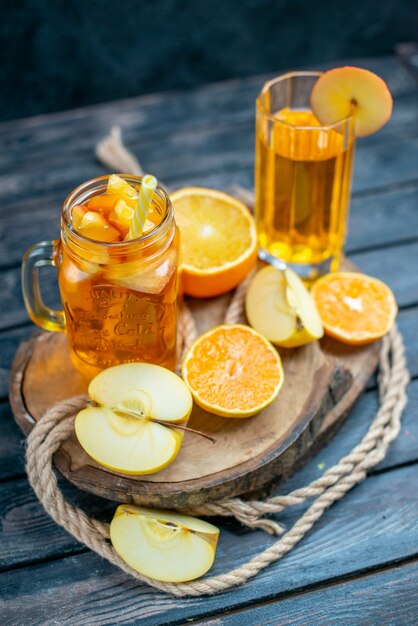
129,174,158,239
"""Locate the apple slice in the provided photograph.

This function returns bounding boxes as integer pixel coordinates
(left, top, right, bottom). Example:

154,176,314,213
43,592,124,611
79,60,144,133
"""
60,257,101,288
86,193,120,215
105,248,177,295
110,505,219,582
107,174,138,201
108,198,135,234
77,210,121,242
72,204,88,229
75,363,193,474
310,66,393,137
245,266,324,347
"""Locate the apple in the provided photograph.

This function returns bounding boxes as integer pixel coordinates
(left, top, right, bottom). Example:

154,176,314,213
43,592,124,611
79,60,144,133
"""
245,266,324,347
76,210,121,242
75,363,193,474
105,248,177,295
110,505,219,582
310,66,393,137
107,174,138,201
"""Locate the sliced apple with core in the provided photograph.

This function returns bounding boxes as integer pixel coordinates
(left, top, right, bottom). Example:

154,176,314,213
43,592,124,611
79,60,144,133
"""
110,505,219,582
310,66,393,137
75,363,193,474
245,266,324,347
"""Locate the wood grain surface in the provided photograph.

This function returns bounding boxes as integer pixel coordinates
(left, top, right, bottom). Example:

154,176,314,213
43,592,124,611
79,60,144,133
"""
9,279,380,507
1,55,418,625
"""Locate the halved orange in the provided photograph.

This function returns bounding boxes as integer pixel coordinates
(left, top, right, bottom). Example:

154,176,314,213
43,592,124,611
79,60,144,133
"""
170,187,258,298
182,324,284,418
311,272,397,345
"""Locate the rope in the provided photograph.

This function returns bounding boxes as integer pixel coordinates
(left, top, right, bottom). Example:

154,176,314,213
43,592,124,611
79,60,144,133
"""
95,126,144,177
25,310,409,597
23,128,410,596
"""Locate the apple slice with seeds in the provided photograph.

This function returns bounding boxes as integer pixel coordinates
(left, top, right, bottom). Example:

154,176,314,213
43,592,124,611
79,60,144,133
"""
246,266,323,348
75,363,193,474
311,66,393,137
110,505,219,582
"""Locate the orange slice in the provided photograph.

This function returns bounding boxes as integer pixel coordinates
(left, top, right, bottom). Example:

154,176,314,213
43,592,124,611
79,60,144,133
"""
182,324,284,418
311,272,397,345
171,187,258,297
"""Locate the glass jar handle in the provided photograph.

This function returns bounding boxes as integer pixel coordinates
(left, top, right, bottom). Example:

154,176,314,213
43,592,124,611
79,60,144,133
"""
21,240,66,333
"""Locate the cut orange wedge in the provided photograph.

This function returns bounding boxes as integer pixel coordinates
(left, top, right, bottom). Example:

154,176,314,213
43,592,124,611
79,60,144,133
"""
182,324,284,418
171,187,258,297
311,272,397,345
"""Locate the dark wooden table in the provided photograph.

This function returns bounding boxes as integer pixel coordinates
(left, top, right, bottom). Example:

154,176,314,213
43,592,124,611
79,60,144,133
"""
1,54,418,625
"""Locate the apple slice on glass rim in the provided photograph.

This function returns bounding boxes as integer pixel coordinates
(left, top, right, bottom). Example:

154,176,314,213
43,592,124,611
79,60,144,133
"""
310,66,393,137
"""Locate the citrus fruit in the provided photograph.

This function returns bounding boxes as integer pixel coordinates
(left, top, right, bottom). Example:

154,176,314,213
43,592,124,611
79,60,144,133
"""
182,324,284,417
310,66,393,137
170,187,258,297
246,266,323,347
311,272,397,345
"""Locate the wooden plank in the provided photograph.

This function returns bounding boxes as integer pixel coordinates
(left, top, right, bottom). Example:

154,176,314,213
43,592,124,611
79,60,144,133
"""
0,308,415,405
1,107,418,209
2,239,418,332
0,266,60,331
276,374,418,495
1,374,417,569
0,56,414,160
347,185,418,252
0,88,416,185
195,560,418,625
0,61,416,209
1,464,418,626
0,478,85,571
351,241,418,307
2,181,418,271
0,477,114,571
0,402,25,480
0,326,33,399
12,328,366,509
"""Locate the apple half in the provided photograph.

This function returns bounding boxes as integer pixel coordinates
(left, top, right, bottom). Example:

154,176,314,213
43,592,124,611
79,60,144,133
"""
245,266,324,347
75,363,193,474
110,505,220,582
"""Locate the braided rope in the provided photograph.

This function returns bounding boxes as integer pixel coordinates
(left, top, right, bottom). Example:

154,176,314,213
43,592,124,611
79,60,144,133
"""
24,129,410,596
25,307,409,597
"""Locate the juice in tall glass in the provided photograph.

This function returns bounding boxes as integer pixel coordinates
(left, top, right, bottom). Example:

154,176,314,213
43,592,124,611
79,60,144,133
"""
255,72,355,278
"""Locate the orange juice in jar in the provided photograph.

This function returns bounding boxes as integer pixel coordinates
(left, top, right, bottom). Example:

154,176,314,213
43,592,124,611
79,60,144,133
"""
22,175,181,378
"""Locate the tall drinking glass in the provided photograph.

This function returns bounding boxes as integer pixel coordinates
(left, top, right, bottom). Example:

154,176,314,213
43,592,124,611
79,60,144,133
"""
255,71,356,278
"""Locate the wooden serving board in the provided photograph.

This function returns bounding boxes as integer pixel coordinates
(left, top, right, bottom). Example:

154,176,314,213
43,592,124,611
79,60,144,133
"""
10,283,381,509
